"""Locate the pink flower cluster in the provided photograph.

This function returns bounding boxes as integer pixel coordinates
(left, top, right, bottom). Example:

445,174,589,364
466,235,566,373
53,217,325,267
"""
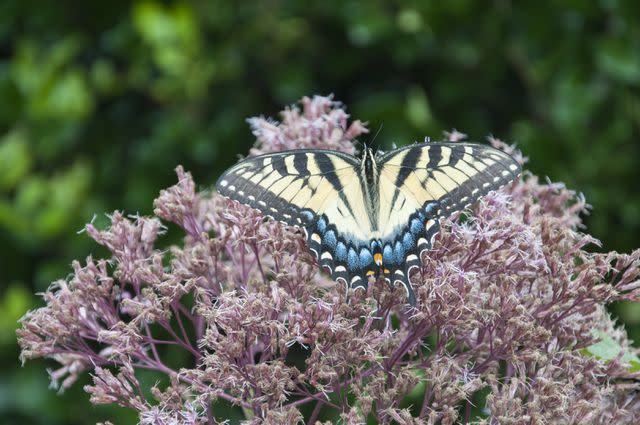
247,95,366,156
18,95,640,424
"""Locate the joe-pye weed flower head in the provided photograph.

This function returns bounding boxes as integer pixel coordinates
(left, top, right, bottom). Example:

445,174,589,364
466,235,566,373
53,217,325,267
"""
18,95,640,424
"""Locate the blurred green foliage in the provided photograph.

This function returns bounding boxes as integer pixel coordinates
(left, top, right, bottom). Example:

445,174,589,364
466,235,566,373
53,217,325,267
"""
1,1,639,423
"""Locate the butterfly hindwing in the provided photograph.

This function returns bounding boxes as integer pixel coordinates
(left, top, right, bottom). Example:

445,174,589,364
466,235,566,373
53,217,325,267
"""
306,213,376,295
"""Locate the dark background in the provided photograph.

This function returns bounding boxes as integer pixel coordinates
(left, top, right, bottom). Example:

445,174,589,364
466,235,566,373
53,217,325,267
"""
1,1,639,423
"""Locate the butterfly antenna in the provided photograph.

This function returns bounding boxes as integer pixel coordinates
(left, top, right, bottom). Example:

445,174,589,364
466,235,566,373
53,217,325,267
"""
354,123,382,156
370,123,384,149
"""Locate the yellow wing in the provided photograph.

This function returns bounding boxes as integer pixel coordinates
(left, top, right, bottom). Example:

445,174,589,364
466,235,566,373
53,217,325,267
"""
216,149,375,288
374,142,521,299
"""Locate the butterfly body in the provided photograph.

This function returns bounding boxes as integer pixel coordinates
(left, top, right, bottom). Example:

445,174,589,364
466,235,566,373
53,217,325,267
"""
217,142,521,305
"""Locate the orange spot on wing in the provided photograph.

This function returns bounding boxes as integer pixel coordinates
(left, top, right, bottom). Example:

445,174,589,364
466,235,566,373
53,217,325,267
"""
366,270,375,277
374,253,383,265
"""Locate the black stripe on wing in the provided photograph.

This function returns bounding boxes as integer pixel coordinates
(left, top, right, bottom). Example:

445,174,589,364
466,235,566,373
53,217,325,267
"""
389,144,423,210
315,152,357,220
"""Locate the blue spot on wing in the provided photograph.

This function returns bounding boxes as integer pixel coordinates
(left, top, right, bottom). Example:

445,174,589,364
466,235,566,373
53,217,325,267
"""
403,232,415,249
410,218,422,235
323,230,337,248
316,217,327,233
383,244,395,265
301,210,315,222
424,202,438,216
394,241,405,264
347,247,359,270
359,248,373,269
336,242,348,261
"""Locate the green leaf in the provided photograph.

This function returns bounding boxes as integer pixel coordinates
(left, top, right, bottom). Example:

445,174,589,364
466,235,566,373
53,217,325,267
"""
0,282,32,344
596,37,640,84
38,69,94,119
0,130,32,191
132,1,199,75
583,329,640,373
397,9,423,34
406,85,432,129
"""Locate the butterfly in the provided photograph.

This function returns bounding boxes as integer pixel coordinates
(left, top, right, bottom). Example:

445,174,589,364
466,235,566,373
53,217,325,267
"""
216,141,521,305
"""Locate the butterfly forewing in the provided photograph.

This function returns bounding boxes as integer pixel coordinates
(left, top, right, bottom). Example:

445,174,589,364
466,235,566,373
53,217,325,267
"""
379,143,520,217
217,150,357,226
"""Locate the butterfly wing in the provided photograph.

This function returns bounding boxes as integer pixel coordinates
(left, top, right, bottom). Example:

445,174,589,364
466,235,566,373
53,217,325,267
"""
376,142,521,303
216,149,376,290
